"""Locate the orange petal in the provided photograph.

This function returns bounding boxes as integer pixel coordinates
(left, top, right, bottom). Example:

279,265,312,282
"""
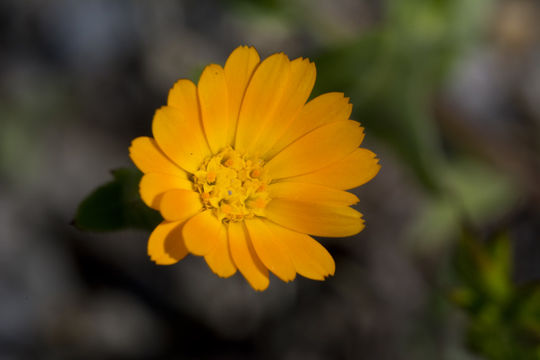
204,227,237,278
266,92,352,158
148,220,188,265
245,218,295,282
269,181,359,206
235,53,290,155
139,173,193,209
290,148,381,190
159,189,202,221
257,58,316,157
168,79,199,112
265,221,335,280
129,137,187,177
228,222,269,291
265,198,364,237
224,46,260,145
198,64,231,153
154,84,210,172
183,210,222,256
265,120,364,179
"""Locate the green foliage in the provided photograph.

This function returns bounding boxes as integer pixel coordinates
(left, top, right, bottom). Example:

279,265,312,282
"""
74,168,162,232
227,0,281,10
452,230,540,360
411,160,518,251
313,0,492,191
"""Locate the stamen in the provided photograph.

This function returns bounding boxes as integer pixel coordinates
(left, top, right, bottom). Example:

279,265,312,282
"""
250,169,261,178
221,203,233,214
193,146,271,222
206,171,217,183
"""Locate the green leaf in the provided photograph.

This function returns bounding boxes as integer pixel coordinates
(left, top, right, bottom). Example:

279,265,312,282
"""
451,229,540,359
411,160,518,252
453,230,513,306
74,168,162,232
312,0,494,192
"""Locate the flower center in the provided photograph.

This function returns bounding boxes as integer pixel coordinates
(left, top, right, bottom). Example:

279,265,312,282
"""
193,146,271,222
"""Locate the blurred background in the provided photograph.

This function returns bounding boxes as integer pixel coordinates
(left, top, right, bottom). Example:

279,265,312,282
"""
1,0,540,359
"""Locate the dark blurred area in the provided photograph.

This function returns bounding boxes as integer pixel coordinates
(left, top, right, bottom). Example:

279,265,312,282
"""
1,0,539,359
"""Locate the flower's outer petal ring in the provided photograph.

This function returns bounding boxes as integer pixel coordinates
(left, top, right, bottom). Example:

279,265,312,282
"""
245,218,295,282
265,198,365,237
205,227,237,278
155,83,211,173
228,222,270,291
168,79,195,109
265,120,364,180
265,221,335,280
289,148,381,190
148,220,189,265
139,173,193,209
159,189,202,222
235,53,290,155
268,182,359,207
224,45,260,146
183,210,222,256
258,57,316,157
129,137,188,177
266,92,352,159
198,64,231,153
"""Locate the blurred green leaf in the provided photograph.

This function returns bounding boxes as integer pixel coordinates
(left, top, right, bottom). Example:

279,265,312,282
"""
517,287,540,338
455,231,512,304
74,168,162,232
227,0,281,11
452,230,540,360
411,159,518,252
313,0,493,191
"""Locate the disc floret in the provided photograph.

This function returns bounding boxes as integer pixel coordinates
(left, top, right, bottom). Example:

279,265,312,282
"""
193,147,271,222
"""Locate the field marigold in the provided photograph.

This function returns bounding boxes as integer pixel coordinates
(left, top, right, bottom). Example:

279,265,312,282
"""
129,46,380,290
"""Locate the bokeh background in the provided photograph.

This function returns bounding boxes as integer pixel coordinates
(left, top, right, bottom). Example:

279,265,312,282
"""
1,0,540,359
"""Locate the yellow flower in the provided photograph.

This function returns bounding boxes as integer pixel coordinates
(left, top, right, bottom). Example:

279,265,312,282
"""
129,46,380,290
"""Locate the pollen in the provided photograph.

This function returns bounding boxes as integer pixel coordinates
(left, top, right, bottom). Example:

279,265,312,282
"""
206,171,217,183
193,147,271,222
223,158,234,167
250,169,261,178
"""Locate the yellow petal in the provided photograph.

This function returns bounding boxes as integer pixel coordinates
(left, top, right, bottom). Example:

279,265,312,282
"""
139,173,193,209
198,64,230,153
159,189,202,221
204,227,237,278
269,182,359,206
168,79,199,111
224,46,260,145
265,221,334,280
148,220,188,265
245,218,295,282
153,103,210,174
228,222,269,291
235,53,290,155
129,137,187,177
265,120,364,179
267,92,352,158
257,58,316,157
265,198,364,237
290,148,381,190
183,210,222,256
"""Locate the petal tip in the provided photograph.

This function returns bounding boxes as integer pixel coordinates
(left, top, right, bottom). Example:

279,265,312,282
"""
252,282,270,291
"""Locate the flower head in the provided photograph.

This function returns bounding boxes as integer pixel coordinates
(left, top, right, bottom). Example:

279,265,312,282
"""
129,46,380,290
